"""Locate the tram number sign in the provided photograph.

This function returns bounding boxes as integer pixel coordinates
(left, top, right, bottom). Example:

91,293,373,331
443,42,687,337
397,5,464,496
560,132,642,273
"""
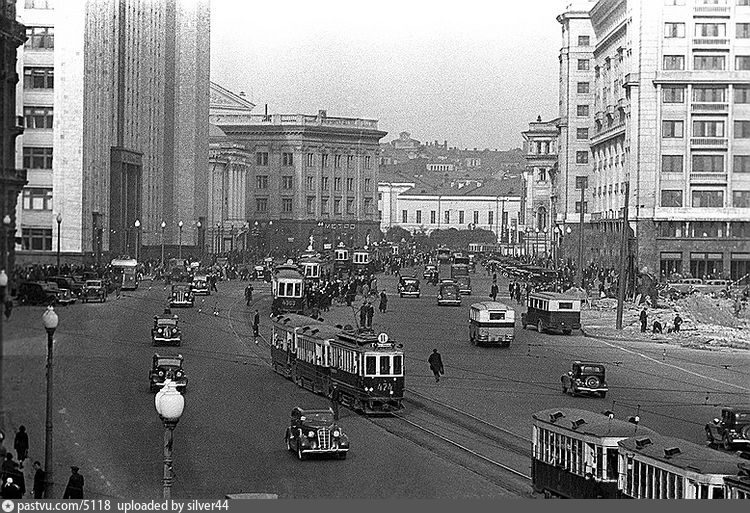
377,333,389,344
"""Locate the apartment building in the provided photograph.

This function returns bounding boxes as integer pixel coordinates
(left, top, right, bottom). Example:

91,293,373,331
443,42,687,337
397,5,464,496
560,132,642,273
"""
557,0,750,280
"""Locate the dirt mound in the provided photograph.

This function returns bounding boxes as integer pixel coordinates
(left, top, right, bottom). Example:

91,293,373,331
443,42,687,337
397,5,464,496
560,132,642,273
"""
675,295,743,328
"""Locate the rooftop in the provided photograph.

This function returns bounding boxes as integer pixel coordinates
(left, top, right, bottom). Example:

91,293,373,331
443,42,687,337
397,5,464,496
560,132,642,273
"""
210,111,379,130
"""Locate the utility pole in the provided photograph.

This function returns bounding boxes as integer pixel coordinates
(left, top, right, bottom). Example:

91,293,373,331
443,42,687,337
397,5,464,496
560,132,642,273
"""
575,176,588,288
616,181,631,330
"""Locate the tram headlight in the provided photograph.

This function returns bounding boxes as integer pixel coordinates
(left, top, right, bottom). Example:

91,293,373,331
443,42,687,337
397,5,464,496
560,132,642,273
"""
308,431,315,438
332,430,340,437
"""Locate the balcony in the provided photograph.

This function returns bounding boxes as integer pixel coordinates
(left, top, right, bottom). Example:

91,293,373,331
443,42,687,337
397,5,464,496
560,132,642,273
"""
693,5,731,16
690,172,728,184
692,38,730,47
690,137,728,148
691,102,728,113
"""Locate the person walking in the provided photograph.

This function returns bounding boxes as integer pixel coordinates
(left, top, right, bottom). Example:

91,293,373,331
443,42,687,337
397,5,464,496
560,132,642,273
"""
673,313,683,333
245,283,253,306
490,282,498,302
379,290,388,313
330,385,341,421
365,301,374,328
62,466,84,499
13,426,28,468
252,309,260,342
639,308,648,333
428,349,444,382
359,300,367,328
32,460,45,499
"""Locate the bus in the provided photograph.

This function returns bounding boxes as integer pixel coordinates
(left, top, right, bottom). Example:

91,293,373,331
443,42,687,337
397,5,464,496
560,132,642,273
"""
468,301,515,347
110,258,139,290
436,247,451,263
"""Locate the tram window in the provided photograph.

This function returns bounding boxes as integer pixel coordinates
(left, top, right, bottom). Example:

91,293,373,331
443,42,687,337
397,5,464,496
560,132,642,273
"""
393,355,402,375
606,448,618,480
489,312,505,320
559,302,573,310
294,282,301,297
366,355,376,375
379,355,390,375
700,484,709,499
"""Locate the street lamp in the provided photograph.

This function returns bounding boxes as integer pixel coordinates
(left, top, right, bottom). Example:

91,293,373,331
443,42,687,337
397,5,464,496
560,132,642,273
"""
41,305,59,499
534,227,540,259
154,380,184,500
178,221,184,261
0,270,7,406
55,213,62,270
160,221,167,269
196,221,202,262
1,215,10,277
134,220,141,262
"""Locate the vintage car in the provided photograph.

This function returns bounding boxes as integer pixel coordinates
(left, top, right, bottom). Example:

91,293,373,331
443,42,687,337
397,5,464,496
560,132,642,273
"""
695,279,731,296
423,264,438,280
44,282,77,306
169,283,194,308
48,276,83,297
561,361,608,398
455,274,472,295
149,353,187,393
284,407,349,460
152,313,181,346
81,280,107,303
437,279,462,306
669,278,704,296
253,265,266,281
398,276,421,298
705,407,750,450
191,274,210,296
17,281,58,306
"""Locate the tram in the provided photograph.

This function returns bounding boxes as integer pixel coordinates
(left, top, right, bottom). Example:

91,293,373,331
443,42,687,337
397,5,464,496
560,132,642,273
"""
270,315,405,415
271,262,306,316
724,463,750,499
436,246,451,263
333,243,351,275
352,248,374,275
299,256,331,282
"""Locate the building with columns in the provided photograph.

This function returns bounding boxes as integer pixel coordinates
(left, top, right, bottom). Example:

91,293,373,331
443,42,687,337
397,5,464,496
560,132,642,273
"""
556,0,750,280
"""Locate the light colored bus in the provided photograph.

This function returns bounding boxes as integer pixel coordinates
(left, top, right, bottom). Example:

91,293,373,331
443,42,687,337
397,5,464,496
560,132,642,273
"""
111,258,139,290
468,301,515,347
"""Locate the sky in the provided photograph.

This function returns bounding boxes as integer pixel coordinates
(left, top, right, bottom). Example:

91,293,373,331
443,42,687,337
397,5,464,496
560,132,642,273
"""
210,0,565,151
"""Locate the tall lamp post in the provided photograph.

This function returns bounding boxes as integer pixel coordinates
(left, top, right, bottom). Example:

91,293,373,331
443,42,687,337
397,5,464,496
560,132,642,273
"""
41,305,59,498
134,219,141,262
2,215,10,276
160,221,166,269
534,227,540,259
0,270,7,407
154,380,184,500
196,221,202,263
178,221,183,261
55,213,62,270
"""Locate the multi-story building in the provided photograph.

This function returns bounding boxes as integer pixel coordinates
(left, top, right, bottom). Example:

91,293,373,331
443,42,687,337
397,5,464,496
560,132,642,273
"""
15,0,210,265
209,109,386,255
522,116,560,256
1,0,26,282
557,0,750,280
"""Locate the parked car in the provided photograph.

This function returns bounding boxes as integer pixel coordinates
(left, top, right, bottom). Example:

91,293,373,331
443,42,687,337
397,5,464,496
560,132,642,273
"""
284,407,349,460
149,353,187,393
695,279,731,296
81,280,107,303
48,276,83,297
705,407,750,450
152,313,181,346
44,282,76,306
561,361,608,398
16,281,58,306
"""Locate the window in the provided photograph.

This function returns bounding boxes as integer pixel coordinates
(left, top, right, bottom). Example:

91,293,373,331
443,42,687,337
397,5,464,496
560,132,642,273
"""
346,155,354,169
663,55,684,70
444,210,451,224
306,153,315,167
430,210,436,224
21,228,52,251
662,87,684,103
346,198,354,214
578,35,590,46
577,59,590,70
23,147,53,169
739,0,750,6
23,107,53,129
664,22,685,38
576,105,589,116
488,211,494,225
282,176,293,190
346,177,354,191
282,152,294,166
735,121,750,138
693,86,726,102
255,198,268,212
321,176,329,190
23,67,53,89
539,168,547,181
577,82,590,93
333,177,341,191
256,152,268,166
693,155,725,174
576,151,589,164
416,210,422,224
473,211,479,225
402,210,408,223
459,211,465,224
738,23,750,38
364,198,373,215
22,188,52,211
735,155,750,173
334,155,342,168
693,120,724,137
365,155,372,169
306,196,315,214
661,190,683,207
662,155,683,173
321,198,329,214
305,176,314,190
334,199,341,214
364,178,371,192
735,86,750,103
692,190,724,207
25,0,55,8
576,128,589,139
659,221,684,237
322,153,329,168
575,201,588,214
695,23,726,37
737,56,750,70
255,175,268,189
694,55,725,70
282,198,293,213
733,191,750,207
664,0,686,5
24,27,54,49
662,120,684,138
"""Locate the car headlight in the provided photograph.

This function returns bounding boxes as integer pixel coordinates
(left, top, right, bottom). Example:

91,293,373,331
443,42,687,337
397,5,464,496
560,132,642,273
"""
158,370,164,377
307,431,315,438
157,328,163,334
176,371,183,377
332,430,340,437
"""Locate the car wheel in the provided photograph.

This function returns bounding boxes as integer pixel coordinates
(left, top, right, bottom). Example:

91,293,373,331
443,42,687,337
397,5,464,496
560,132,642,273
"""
705,427,714,445
537,321,544,334
562,385,567,394
722,434,733,451
297,445,306,461
285,433,293,452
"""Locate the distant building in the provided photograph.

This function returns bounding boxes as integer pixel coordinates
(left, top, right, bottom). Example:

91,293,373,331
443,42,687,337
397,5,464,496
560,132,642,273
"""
390,131,421,150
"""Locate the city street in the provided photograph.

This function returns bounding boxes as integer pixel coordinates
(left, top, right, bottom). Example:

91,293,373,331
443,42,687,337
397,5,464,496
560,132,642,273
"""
3,266,748,499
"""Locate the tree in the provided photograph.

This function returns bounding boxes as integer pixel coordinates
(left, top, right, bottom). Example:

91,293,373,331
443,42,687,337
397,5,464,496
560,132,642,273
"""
385,226,412,243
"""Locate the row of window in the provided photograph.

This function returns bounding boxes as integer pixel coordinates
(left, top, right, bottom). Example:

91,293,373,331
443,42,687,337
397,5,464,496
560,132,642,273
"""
659,221,750,238
304,197,372,216
23,147,53,169
663,85,750,103
23,67,53,89
661,154,750,173
664,22,750,38
399,209,503,226
253,175,370,192
23,107,53,129
24,26,53,49
664,54,750,71
22,188,52,211
662,119,750,138
666,0,750,5
661,189,750,207
256,152,373,169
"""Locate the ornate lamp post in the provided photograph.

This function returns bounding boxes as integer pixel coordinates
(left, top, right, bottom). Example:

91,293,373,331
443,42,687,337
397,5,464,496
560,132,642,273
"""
2,215,10,277
243,222,249,264
534,227,540,259
134,219,141,262
543,227,549,261
55,213,62,270
154,380,185,500
160,221,167,269
178,221,184,261
41,305,59,498
196,221,202,262
0,270,7,402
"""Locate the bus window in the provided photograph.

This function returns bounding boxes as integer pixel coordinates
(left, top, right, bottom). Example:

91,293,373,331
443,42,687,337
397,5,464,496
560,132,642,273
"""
393,355,402,375
559,302,573,310
365,356,376,375
379,355,390,375
489,312,505,321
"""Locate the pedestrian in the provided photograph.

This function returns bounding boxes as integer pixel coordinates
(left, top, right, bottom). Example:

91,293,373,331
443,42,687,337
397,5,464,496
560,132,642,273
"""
490,282,498,301
359,300,367,328
330,385,341,421
4,298,12,321
1,453,17,473
365,301,374,328
245,283,253,306
428,349,444,383
652,320,662,334
33,460,45,499
62,466,84,499
253,309,260,341
639,308,648,333
13,426,28,467
379,290,387,313
673,314,682,333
